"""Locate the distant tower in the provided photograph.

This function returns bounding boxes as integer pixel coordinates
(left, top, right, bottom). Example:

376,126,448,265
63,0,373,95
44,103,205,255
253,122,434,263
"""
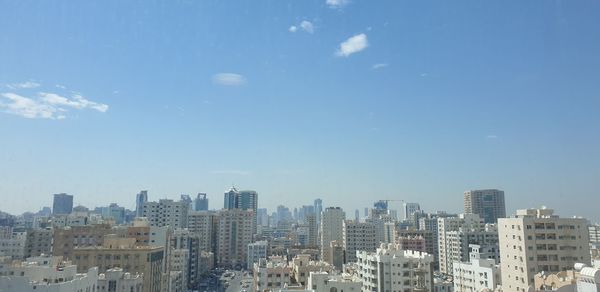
320,207,345,262
135,190,148,217
224,186,238,209
194,193,208,211
464,189,506,223
314,199,323,226
403,202,421,220
355,209,360,221
52,193,73,215
223,187,258,234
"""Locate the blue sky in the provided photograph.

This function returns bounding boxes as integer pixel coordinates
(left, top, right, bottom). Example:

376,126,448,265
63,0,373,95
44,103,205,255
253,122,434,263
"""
1,0,599,221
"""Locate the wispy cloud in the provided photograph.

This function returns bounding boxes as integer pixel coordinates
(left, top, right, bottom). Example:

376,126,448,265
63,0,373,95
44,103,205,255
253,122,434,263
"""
289,20,315,34
6,81,40,90
486,135,499,139
40,92,108,112
327,0,349,8
212,73,247,86
0,82,109,119
336,33,368,57
210,170,251,176
372,63,388,70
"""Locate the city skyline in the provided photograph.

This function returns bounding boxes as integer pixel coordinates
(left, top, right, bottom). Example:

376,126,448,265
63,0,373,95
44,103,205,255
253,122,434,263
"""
1,1,600,221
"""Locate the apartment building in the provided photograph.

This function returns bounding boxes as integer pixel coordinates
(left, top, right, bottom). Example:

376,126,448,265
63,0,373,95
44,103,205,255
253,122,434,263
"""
343,220,377,263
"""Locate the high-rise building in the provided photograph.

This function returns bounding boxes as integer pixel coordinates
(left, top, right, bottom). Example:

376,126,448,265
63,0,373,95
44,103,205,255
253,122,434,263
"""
464,189,506,223
52,193,73,215
142,199,189,228
194,193,208,211
135,190,148,217
180,194,193,211
498,207,591,292
187,211,217,253
314,199,323,227
320,207,345,263
307,213,318,247
437,213,488,274
215,209,254,268
343,220,377,263
357,244,434,292
403,202,421,220
223,187,258,234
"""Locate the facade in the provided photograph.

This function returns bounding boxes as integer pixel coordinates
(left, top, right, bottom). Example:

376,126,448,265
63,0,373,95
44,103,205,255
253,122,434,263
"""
419,211,459,268
307,271,362,292
187,211,216,253
307,213,318,247
142,199,189,229
356,243,434,292
464,189,506,224
253,257,292,292
52,224,113,260
403,202,421,220
0,256,98,292
52,193,73,215
498,207,591,292
0,230,26,259
398,235,427,252
193,193,208,211
437,213,487,274
97,267,143,292
314,199,323,230
247,240,268,270
135,190,148,218
320,207,345,263
170,229,200,288
453,258,501,291
71,237,164,292
24,228,53,258
290,254,333,287
223,187,259,235
215,209,254,268
342,220,377,263
169,248,189,290
441,224,499,276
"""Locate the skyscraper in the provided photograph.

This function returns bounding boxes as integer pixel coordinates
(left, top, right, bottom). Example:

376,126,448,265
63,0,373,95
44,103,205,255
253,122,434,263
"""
194,193,208,211
314,199,323,226
223,187,258,234
52,193,73,215
135,190,148,217
464,189,506,223
403,202,421,220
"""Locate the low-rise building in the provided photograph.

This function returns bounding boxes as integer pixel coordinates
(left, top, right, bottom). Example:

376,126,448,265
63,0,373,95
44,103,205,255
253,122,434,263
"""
290,254,332,287
248,240,268,270
307,271,362,292
453,258,501,291
97,267,143,292
253,257,292,292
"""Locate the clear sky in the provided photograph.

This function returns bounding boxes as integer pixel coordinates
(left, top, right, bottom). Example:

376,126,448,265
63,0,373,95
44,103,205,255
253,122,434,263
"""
1,1,599,222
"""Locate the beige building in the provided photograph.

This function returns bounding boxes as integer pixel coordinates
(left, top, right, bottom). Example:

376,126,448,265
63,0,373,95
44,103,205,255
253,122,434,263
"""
97,267,144,292
290,254,332,287
71,236,165,292
24,228,53,258
52,224,113,260
253,257,292,292
499,207,591,292
320,207,345,263
215,209,254,268
142,199,189,229
342,220,377,263
187,211,216,252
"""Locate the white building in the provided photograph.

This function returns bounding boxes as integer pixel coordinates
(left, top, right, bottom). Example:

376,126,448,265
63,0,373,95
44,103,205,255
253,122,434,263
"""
97,267,143,292
253,257,292,292
248,241,269,270
0,256,98,292
577,265,600,292
499,207,591,292
453,257,501,291
142,199,189,229
307,271,362,292
356,243,434,292
438,213,487,274
343,220,377,263
169,249,189,289
320,207,346,263
0,229,26,260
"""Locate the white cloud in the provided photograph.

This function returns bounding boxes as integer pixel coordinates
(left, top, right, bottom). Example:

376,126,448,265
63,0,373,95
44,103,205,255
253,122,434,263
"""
0,93,57,119
0,83,109,119
212,73,247,86
336,33,368,57
372,63,388,70
486,135,499,139
327,0,349,8
40,92,109,112
300,21,314,33
6,81,41,89
289,21,314,34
